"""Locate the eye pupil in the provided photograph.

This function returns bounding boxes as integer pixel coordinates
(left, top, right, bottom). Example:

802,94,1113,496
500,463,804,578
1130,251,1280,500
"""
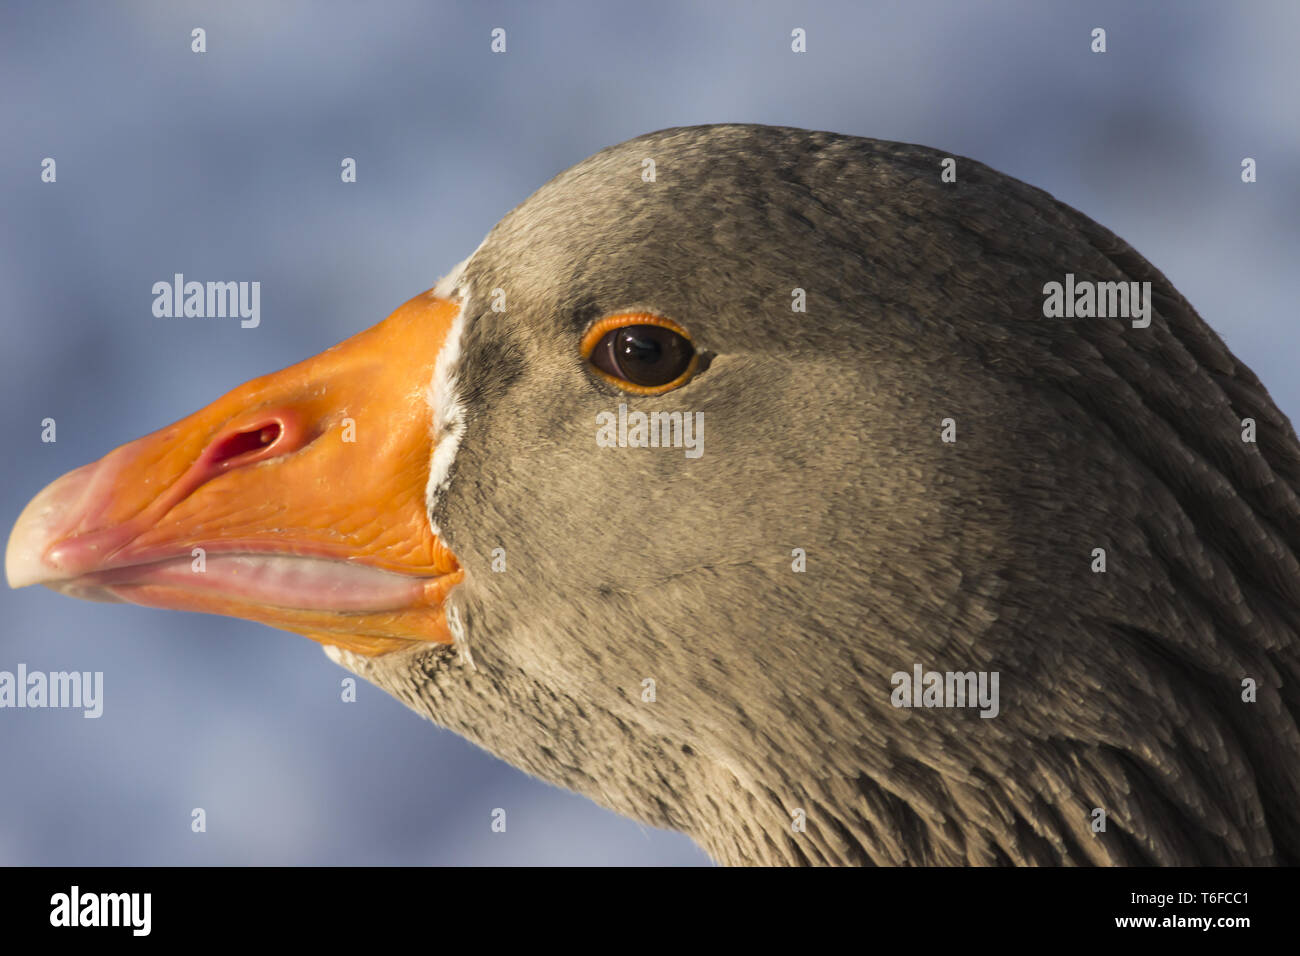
590,322,694,388
617,329,664,366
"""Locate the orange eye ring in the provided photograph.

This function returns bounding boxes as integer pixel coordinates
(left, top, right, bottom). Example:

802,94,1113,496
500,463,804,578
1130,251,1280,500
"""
580,313,699,395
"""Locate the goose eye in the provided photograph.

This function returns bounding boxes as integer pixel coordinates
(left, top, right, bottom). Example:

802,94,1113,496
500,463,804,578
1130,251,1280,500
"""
582,316,697,393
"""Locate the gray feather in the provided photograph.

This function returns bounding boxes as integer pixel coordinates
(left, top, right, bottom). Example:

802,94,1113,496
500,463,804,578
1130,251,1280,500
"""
347,125,1300,865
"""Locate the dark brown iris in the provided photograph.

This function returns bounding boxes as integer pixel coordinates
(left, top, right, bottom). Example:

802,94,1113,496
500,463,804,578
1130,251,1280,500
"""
590,324,694,387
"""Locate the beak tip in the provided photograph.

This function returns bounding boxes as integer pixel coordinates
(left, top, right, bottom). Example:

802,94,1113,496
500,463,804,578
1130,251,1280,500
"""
7,471,90,590
7,508,53,589
7,542,44,590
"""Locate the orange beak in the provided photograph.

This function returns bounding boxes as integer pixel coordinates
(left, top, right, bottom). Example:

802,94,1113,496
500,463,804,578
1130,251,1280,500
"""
5,291,464,657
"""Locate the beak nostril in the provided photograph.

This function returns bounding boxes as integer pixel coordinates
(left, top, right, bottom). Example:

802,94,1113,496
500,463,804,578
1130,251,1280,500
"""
207,421,284,470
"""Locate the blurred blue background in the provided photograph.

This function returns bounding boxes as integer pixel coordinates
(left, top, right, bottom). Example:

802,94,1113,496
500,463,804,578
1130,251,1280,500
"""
1,0,1296,865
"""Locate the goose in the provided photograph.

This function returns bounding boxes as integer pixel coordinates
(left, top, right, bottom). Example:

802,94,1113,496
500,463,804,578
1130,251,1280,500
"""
8,124,1300,866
